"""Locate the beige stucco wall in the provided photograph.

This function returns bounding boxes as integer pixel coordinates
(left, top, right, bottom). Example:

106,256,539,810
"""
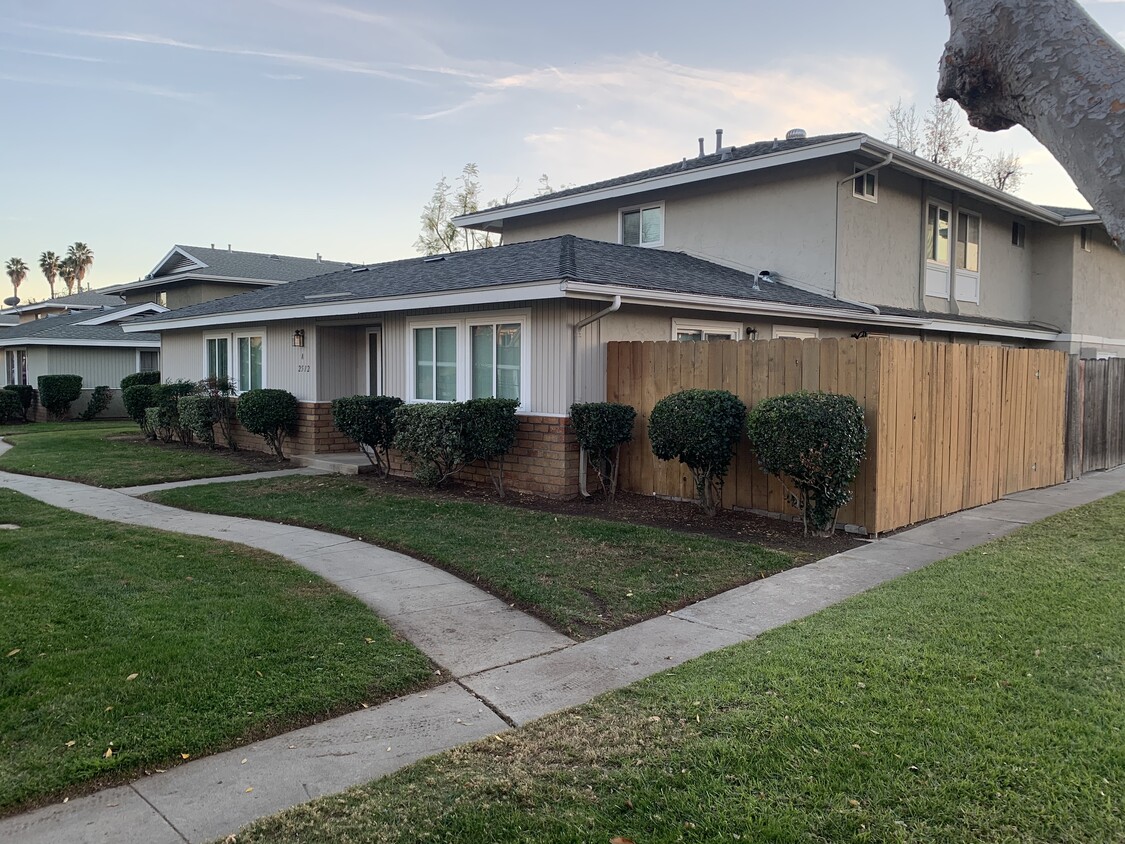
125,281,266,309
1070,226,1125,356
504,159,842,296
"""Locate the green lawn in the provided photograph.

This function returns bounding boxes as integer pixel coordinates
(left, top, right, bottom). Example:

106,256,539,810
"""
0,490,435,815
0,421,252,487
233,493,1125,844
149,476,793,638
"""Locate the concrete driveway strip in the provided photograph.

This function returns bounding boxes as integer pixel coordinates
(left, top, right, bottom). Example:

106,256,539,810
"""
0,683,508,844
0,470,574,674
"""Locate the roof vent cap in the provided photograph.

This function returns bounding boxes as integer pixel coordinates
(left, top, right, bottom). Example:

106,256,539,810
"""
785,128,807,141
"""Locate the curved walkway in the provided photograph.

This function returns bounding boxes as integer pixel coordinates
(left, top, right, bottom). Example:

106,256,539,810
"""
1,449,1122,844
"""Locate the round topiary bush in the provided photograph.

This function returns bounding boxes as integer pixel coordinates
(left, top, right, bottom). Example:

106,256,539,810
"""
237,389,298,458
120,371,161,390
746,390,867,535
648,389,747,515
570,401,636,501
36,375,83,420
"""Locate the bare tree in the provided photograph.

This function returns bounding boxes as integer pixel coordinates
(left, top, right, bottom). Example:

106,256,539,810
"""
886,99,921,155
415,163,497,255
939,0,1125,248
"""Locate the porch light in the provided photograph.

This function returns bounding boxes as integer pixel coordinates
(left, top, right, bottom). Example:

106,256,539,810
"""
292,329,305,348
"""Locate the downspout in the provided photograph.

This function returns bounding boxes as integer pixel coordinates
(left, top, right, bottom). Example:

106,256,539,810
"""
573,295,621,497
835,152,894,300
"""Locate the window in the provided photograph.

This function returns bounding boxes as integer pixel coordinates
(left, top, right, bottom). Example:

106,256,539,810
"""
1080,227,1092,252
409,314,529,408
620,202,663,247
672,319,741,342
956,211,981,272
206,337,229,382
4,349,27,386
853,165,877,202
926,203,951,264
471,322,522,401
413,326,458,401
1012,221,1026,248
138,350,160,372
773,325,819,340
236,335,263,392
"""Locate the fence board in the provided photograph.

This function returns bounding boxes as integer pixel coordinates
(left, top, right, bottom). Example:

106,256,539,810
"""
606,338,1070,535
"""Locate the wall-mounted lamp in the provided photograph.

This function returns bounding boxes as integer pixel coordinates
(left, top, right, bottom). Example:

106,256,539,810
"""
745,327,759,340
850,330,869,340
292,329,305,348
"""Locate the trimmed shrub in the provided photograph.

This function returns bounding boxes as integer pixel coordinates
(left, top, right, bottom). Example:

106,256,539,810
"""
122,384,155,435
0,390,20,423
747,391,867,535
392,403,472,487
148,381,199,445
145,406,175,443
37,375,83,420
648,389,747,516
570,401,636,502
3,384,34,421
178,395,215,446
332,395,404,476
237,389,298,459
197,376,237,449
463,398,520,496
120,371,161,390
78,386,112,421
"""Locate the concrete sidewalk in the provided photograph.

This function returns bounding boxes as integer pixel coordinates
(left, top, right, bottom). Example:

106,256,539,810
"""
0,459,1121,843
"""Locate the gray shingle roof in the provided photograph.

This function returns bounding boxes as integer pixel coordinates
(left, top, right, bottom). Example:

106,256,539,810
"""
2,291,124,314
133,235,872,326
157,245,351,282
874,305,1055,332
1040,205,1096,218
468,133,862,216
0,307,159,344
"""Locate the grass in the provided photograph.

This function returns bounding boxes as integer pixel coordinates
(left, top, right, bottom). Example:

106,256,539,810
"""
149,475,793,638
0,489,435,814
0,420,253,487
232,492,1125,844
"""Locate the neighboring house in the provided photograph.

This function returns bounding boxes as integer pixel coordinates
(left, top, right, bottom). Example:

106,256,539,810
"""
2,302,166,419
456,131,1124,358
1,291,126,325
101,245,353,309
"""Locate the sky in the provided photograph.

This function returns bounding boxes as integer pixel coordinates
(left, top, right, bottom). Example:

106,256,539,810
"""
2,0,1124,302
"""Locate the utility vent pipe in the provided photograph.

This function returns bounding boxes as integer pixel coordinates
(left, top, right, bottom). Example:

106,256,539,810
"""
698,137,705,158
715,128,724,153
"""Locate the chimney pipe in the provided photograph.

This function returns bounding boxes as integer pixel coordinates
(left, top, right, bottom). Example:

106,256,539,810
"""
210,243,214,249
227,244,232,251
316,252,321,262
715,129,724,153
698,137,705,159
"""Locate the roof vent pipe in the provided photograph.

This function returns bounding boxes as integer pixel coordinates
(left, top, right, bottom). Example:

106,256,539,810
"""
698,137,705,159
785,128,807,140
715,128,723,153
758,269,775,284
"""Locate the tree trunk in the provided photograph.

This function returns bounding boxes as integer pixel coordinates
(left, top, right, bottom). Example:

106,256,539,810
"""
940,0,1125,249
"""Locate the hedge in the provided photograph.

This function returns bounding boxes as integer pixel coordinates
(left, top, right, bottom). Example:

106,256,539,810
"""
237,389,298,458
78,386,113,422
120,371,161,390
463,397,520,496
122,384,155,435
0,390,21,423
570,401,636,502
648,389,747,515
3,385,34,421
392,403,472,487
37,375,83,420
747,391,867,534
331,395,404,476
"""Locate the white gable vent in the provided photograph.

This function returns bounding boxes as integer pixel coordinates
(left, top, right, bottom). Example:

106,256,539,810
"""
785,128,807,140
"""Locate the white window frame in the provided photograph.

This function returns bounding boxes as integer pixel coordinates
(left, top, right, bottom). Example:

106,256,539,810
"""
954,209,982,304
408,311,531,410
135,349,160,373
4,349,28,386
365,327,383,396
852,164,877,202
234,331,266,394
204,334,231,383
671,318,742,341
618,201,665,248
924,200,953,298
773,325,819,340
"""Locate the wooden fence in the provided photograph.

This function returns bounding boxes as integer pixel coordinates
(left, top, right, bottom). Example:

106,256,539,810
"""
1065,357,1125,478
606,338,1068,535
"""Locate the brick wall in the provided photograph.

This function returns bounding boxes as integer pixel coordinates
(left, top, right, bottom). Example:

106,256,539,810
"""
221,401,357,455
386,414,580,499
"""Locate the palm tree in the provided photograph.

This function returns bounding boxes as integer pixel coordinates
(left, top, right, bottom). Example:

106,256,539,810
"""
5,257,29,300
59,256,78,295
39,251,61,299
67,242,94,292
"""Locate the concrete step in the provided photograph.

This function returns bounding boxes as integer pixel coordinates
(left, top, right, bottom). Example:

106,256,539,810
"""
292,453,377,475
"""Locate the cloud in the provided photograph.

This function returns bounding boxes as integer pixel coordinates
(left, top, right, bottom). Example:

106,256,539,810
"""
0,72,197,101
1,47,107,64
414,53,908,182
263,72,304,81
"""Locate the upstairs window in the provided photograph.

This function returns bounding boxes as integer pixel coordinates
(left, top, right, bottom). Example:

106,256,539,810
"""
926,203,951,264
1011,221,1026,248
956,211,981,272
853,165,877,202
620,202,663,247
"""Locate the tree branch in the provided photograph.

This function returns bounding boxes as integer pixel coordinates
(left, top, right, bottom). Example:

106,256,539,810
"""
940,0,1125,249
